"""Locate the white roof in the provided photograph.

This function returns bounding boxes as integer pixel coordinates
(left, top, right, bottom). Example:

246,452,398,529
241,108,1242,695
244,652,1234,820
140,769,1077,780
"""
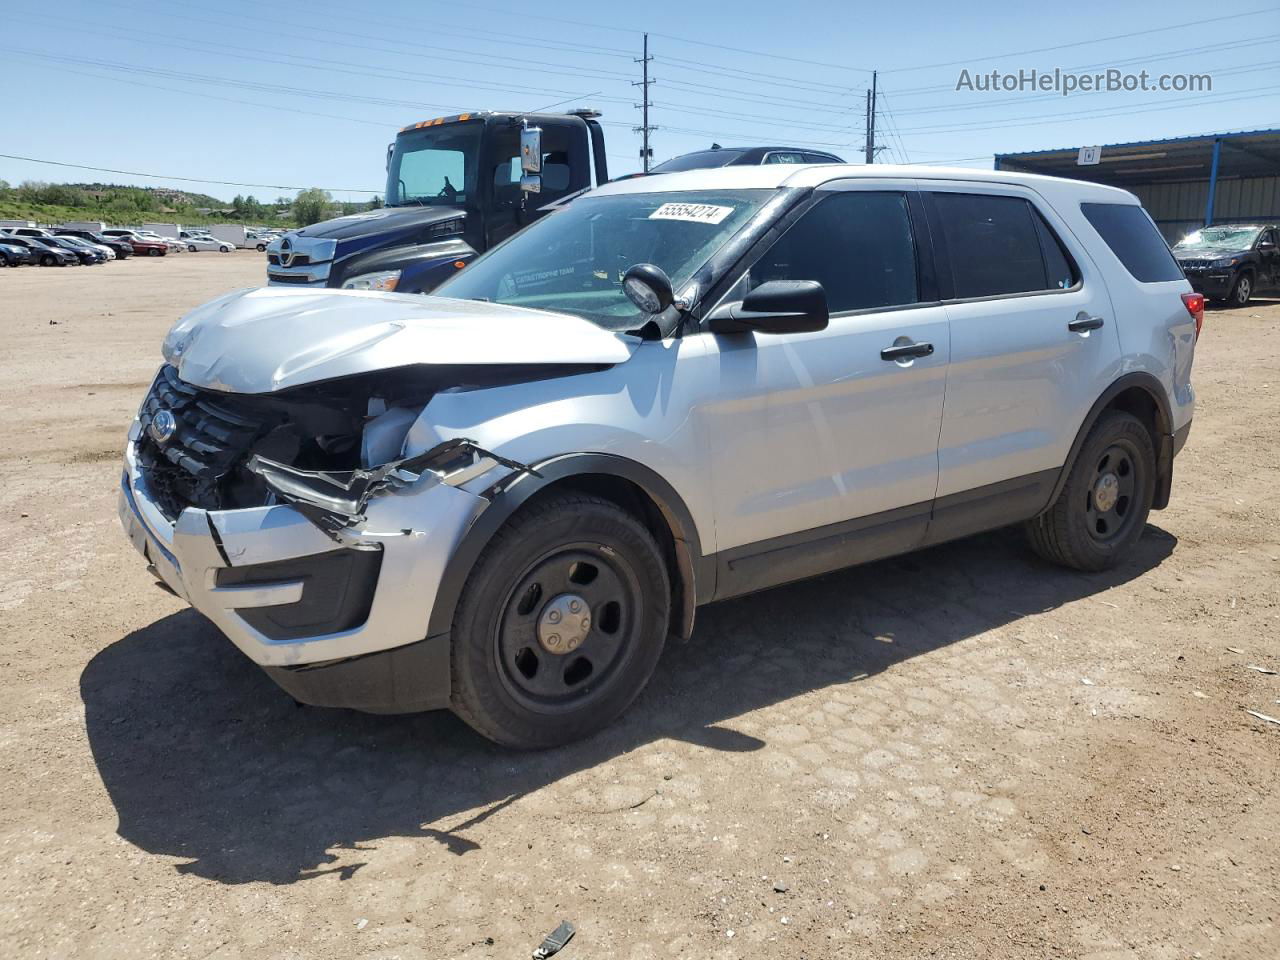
592,163,1137,204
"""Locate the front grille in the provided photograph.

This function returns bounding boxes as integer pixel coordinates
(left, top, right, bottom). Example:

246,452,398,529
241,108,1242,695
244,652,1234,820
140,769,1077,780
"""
266,272,315,284
1179,259,1210,269
136,366,269,519
267,253,311,267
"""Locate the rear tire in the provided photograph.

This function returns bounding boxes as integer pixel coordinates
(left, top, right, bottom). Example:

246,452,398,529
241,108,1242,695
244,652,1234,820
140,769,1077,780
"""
256,243,266,252
41,254,56,266
450,493,670,749
1026,411,1156,572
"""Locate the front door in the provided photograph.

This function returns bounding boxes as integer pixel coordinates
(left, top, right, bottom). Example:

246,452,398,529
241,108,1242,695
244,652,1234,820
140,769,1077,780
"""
696,183,950,597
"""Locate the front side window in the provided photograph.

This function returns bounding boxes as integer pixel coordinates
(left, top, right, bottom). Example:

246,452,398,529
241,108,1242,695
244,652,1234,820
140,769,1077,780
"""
434,189,773,330
385,122,481,207
931,192,1056,298
1081,202,1182,283
747,191,919,312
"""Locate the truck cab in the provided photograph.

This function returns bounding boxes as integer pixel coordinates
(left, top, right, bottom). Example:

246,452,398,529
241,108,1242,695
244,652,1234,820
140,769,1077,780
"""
266,109,608,293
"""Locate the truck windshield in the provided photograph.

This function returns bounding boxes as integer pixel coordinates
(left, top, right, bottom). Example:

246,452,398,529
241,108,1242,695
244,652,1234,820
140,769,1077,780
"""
386,122,481,207
434,189,773,330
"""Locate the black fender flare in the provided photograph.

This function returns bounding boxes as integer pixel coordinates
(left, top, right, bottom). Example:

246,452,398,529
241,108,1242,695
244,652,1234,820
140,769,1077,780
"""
1045,371,1175,513
425,453,711,640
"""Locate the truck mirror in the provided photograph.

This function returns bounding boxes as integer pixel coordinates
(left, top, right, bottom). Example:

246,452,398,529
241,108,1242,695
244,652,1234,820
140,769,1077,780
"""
521,127,543,173
386,143,394,172
520,175,542,194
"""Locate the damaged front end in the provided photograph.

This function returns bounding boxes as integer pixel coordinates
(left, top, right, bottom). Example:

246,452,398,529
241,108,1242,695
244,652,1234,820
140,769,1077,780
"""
246,437,537,535
134,363,542,536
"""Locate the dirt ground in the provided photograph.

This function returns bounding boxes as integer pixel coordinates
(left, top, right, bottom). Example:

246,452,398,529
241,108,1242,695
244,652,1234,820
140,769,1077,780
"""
1,252,1277,960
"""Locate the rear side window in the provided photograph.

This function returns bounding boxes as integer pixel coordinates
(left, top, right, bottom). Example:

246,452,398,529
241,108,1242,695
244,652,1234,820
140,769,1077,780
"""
1032,211,1078,290
1080,202,1182,282
930,193,1063,298
748,191,918,312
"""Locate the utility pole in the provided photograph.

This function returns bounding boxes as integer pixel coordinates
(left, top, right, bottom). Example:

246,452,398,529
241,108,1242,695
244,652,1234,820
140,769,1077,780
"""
864,70,878,164
633,33,655,172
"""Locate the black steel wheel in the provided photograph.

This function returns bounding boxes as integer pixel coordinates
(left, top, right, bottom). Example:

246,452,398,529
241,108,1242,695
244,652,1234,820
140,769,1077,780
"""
451,492,670,748
1026,411,1156,571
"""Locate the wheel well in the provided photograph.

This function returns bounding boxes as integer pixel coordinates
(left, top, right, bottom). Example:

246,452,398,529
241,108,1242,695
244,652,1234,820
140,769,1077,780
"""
520,473,692,639
1103,385,1165,443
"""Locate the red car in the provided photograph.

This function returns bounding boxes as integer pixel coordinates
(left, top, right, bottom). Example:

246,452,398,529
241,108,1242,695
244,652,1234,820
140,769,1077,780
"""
101,230,168,257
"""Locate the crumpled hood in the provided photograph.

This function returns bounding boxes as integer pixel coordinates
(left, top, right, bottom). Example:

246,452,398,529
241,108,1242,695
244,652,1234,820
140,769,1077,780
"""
1174,245,1247,261
164,287,637,394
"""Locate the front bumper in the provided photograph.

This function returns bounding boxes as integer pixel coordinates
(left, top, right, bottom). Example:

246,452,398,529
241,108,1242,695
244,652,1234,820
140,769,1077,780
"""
1182,270,1233,299
118,433,485,709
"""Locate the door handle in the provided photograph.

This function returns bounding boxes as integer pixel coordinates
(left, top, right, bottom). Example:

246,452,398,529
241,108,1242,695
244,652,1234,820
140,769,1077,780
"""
1068,312,1105,333
880,341,934,361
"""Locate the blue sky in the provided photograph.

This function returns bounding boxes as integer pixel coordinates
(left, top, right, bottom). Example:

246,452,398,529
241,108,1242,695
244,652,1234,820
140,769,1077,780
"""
1,0,1277,203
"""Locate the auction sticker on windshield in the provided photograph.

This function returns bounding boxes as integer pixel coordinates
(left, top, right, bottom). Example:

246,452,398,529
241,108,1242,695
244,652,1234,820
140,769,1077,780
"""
648,203,735,224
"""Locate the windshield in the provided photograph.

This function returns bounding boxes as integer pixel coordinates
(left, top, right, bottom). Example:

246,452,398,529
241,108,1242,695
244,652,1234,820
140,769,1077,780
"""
386,122,481,207
434,189,773,330
1175,226,1261,250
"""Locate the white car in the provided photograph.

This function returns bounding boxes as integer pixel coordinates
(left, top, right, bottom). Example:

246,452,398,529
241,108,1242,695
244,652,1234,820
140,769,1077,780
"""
118,164,1198,747
179,233,233,253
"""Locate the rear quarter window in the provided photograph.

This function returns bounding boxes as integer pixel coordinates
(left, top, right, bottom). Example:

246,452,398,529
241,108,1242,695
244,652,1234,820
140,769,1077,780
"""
1080,202,1183,283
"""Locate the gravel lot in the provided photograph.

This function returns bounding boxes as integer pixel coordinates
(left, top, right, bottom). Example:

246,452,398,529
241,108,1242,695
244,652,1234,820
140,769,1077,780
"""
1,253,1277,959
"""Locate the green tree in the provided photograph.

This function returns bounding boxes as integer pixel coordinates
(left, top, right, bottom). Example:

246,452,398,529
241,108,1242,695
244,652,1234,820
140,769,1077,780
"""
292,188,332,226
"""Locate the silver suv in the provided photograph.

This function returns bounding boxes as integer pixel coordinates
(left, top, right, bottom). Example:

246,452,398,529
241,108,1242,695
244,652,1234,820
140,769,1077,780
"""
119,164,1199,747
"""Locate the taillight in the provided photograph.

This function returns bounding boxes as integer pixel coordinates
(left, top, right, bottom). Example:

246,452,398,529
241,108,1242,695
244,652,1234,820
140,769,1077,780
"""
1182,292,1204,339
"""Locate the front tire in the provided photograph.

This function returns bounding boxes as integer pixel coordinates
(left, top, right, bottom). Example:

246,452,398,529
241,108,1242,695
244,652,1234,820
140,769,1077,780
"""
450,493,670,749
147,248,161,257
1230,272,1252,307
1026,411,1156,571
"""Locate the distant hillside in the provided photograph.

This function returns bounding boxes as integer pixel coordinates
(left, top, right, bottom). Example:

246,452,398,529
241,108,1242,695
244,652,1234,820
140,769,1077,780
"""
0,179,379,227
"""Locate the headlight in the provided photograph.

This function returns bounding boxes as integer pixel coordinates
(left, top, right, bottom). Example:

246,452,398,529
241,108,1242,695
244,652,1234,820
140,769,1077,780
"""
1211,257,1238,269
343,269,401,292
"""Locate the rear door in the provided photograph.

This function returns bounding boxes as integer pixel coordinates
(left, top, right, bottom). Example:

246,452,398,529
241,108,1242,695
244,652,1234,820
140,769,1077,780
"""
698,180,950,595
922,184,1120,541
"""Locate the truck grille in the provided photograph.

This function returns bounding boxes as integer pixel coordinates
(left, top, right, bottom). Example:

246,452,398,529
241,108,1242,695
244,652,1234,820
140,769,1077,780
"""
136,365,269,519
267,253,312,267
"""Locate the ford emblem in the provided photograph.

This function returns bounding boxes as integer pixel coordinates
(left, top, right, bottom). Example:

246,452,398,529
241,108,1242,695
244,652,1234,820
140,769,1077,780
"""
149,409,178,445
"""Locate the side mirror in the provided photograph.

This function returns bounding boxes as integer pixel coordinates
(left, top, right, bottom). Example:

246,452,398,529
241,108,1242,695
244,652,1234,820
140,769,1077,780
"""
385,143,394,172
520,174,541,194
707,280,829,335
622,263,674,314
1259,240,1277,251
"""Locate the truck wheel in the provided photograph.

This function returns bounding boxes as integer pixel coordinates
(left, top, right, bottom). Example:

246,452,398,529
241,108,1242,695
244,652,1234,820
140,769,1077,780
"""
450,492,670,749
1229,272,1252,307
256,243,266,252
1025,411,1155,572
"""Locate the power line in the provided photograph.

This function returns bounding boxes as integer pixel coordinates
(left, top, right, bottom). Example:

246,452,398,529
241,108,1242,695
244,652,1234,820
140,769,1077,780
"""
893,84,1278,135
0,153,380,194
882,6,1280,73
890,87,1280,138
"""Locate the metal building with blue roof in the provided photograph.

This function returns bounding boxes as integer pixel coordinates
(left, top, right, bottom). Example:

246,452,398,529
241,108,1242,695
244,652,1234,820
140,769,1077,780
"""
995,128,1280,244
